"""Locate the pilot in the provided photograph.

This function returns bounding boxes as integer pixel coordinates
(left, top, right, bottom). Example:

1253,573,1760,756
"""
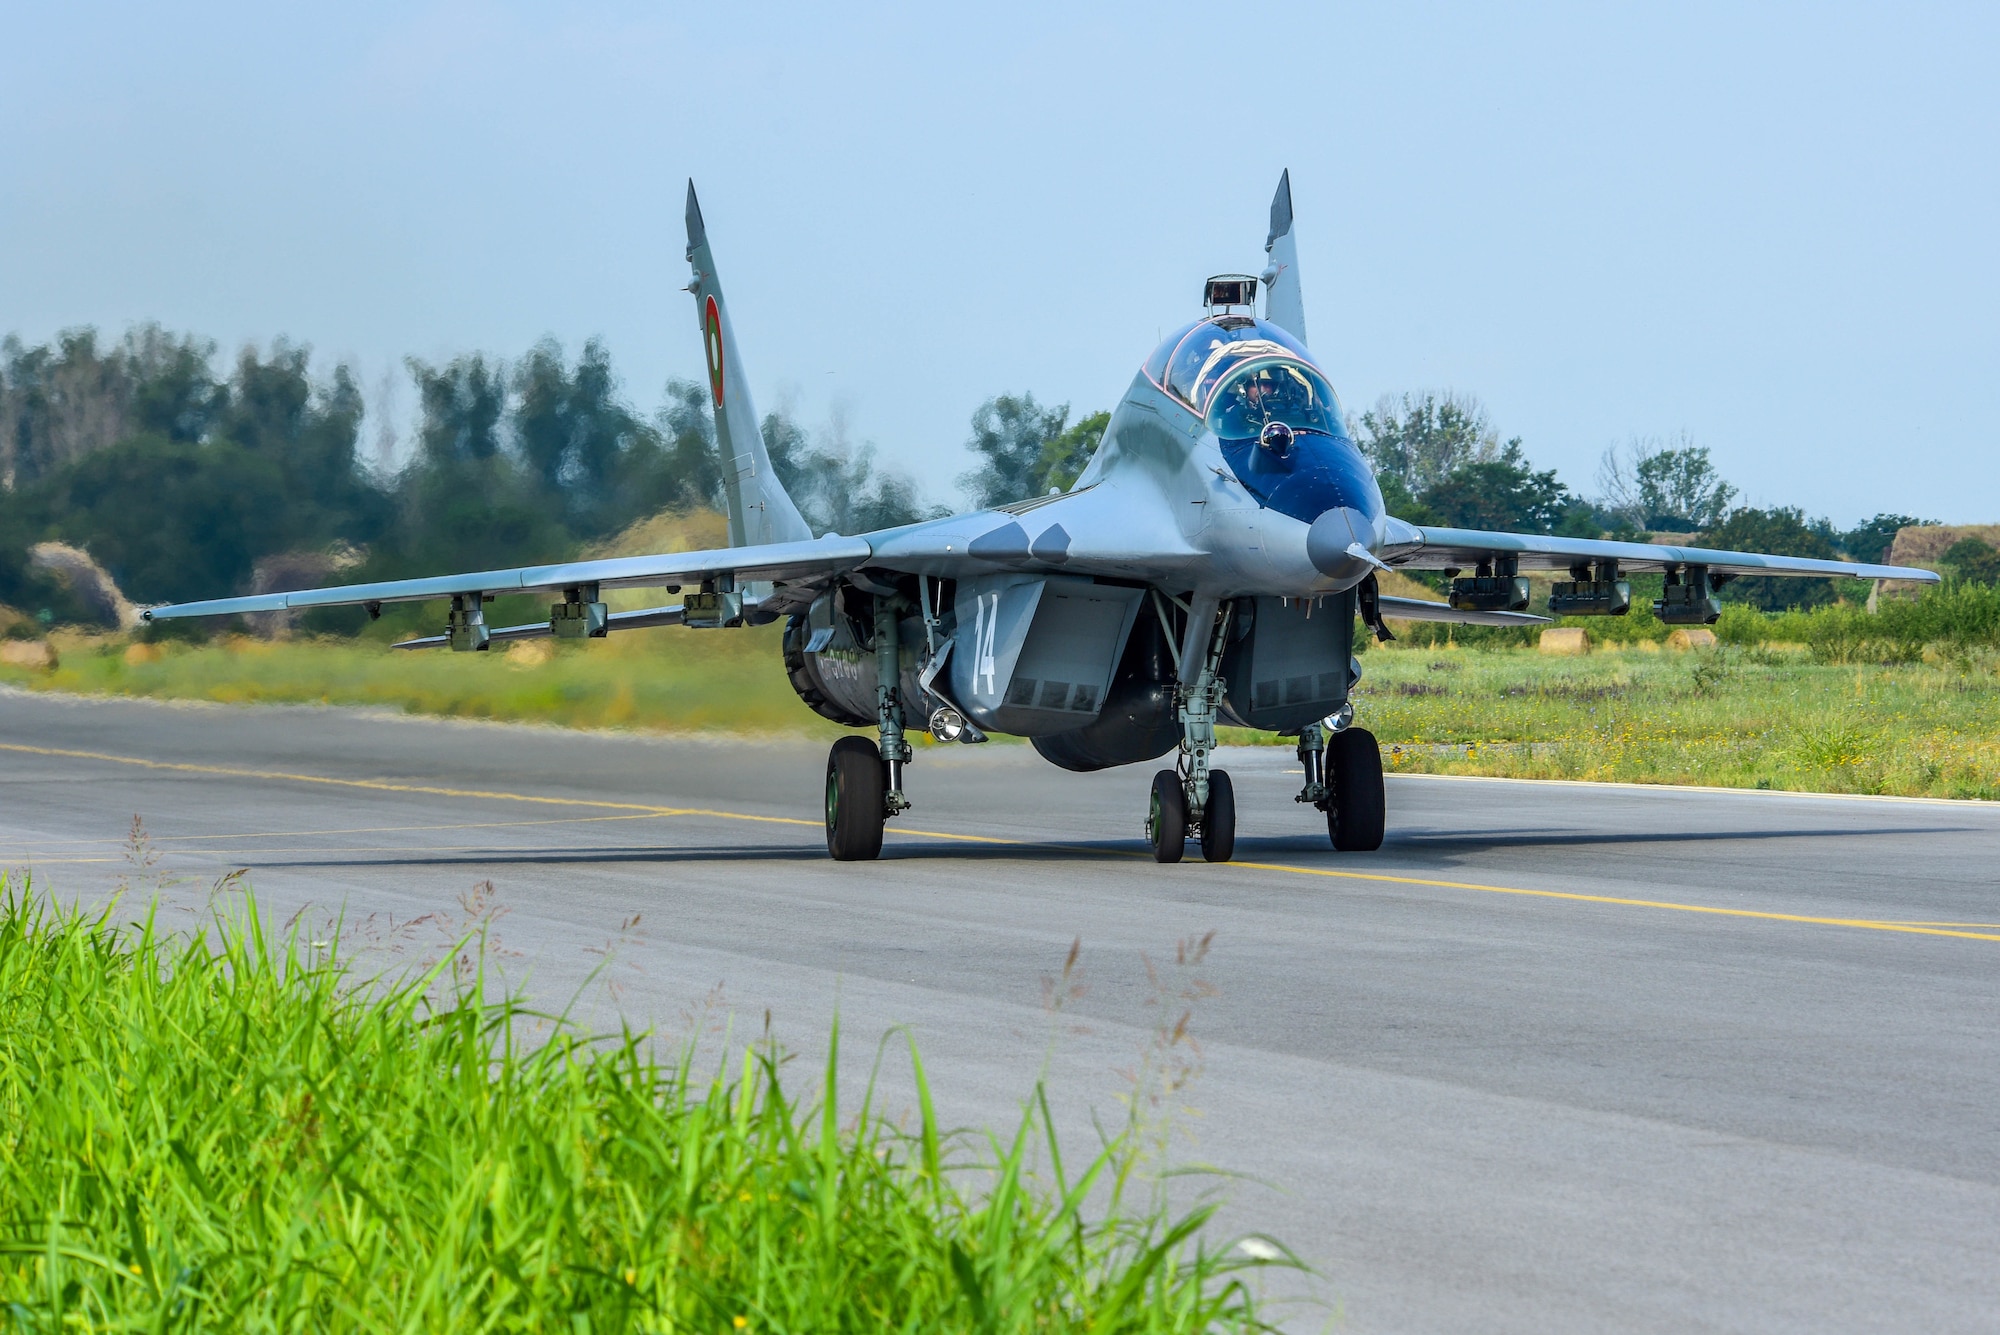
1238,372,1279,423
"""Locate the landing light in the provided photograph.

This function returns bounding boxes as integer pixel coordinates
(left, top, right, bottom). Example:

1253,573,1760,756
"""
1324,701,1355,734
929,707,969,743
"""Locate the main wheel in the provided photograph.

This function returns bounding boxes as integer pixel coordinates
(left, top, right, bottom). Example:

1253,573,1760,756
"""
1199,769,1236,863
1147,769,1186,864
826,735,886,861
1326,727,1385,852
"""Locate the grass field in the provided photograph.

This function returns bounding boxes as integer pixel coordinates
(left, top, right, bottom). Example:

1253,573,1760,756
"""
8,623,825,736
1346,640,2000,800
3,605,1995,802
0,883,1289,1331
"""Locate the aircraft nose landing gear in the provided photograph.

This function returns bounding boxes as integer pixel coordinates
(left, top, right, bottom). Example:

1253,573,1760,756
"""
1146,597,1237,863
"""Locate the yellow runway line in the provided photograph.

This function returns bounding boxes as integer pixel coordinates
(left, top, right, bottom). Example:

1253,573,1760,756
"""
0,741,1005,847
0,812,686,848
6,740,1993,944
1227,859,2000,943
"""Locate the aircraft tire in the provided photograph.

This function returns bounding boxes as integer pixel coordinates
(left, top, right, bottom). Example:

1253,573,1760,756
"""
826,735,886,861
1200,769,1236,863
1147,769,1186,864
1327,728,1385,852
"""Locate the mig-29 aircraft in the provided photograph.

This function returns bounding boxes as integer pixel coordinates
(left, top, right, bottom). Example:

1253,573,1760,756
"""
145,173,1941,863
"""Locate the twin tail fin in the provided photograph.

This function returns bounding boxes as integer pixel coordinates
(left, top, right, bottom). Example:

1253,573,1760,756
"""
684,182,814,548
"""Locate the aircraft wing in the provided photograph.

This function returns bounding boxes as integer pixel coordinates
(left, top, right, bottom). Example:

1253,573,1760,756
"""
141,534,875,621
1378,519,1940,584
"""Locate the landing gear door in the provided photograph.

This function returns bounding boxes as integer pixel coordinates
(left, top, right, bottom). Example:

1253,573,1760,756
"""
951,575,1145,737
1220,592,1357,733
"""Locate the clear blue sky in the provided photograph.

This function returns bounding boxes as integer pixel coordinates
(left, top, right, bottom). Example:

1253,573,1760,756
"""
4,1,1994,524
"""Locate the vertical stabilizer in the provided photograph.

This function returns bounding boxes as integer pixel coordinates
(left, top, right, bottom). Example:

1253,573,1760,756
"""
1261,170,1308,346
685,182,814,548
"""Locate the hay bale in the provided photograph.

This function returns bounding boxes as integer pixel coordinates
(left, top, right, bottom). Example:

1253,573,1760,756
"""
0,640,58,670
505,639,556,667
1538,627,1589,656
1665,627,1718,650
249,544,366,637
28,543,140,630
1879,524,2000,598
1886,523,2000,567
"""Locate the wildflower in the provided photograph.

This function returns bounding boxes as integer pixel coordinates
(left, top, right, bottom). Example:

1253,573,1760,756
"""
1236,1238,1281,1261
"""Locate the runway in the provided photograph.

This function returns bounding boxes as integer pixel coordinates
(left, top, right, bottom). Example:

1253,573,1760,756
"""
2,686,1996,1333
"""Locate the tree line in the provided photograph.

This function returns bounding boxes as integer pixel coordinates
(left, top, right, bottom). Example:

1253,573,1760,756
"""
0,327,944,620
0,325,1981,628
1342,392,1954,610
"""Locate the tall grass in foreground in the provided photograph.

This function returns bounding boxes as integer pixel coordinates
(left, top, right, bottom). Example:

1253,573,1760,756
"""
0,883,1288,1332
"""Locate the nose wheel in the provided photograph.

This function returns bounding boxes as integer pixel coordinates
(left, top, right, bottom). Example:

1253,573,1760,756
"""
1147,767,1235,864
1199,769,1236,862
1146,770,1185,863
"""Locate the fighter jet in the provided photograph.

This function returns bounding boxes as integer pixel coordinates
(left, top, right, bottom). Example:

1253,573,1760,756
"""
144,173,1940,863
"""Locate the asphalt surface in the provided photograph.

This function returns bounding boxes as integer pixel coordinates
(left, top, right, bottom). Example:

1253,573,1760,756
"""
3,686,1997,1332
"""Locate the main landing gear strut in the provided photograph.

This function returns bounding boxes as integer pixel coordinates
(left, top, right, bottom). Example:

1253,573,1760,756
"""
825,594,913,861
1295,716,1385,852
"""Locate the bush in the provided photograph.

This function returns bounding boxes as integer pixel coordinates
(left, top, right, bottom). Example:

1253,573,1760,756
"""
1380,581,2000,663
1700,581,2000,663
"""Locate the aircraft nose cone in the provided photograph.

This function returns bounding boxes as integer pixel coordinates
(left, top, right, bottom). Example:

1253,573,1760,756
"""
1306,506,1382,588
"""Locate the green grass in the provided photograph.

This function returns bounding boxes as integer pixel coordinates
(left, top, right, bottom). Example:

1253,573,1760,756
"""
4,585,1996,799
1329,641,2000,800
0,882,1290,1331
5,625,826,736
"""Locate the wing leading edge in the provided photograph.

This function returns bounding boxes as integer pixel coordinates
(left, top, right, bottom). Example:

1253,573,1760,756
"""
141,534,874,622
1380,519,1940,584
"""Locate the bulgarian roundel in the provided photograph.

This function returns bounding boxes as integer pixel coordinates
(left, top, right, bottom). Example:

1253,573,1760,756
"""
703,296,724,408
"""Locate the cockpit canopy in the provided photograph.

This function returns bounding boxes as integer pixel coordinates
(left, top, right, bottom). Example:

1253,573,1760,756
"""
1206,359,1344,442
1143,317,1380,525
1143,317,1330,423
